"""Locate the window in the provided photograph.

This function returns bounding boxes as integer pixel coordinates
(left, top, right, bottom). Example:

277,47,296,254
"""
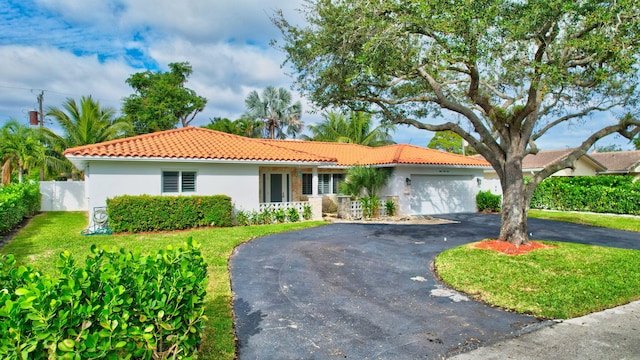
302,173,313,195
318,174,331,194
181,171,196,192
332,173,344,194
162,171,197,193
302,173,344,195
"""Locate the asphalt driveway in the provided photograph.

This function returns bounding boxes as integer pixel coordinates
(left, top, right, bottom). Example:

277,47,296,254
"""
230,214,640,359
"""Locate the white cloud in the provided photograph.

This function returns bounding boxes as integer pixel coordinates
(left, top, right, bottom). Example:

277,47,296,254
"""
0,45,133,125
0,1,635,149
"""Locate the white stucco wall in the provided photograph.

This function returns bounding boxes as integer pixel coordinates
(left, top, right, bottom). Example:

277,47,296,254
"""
84,161,260,217
380,166,484,215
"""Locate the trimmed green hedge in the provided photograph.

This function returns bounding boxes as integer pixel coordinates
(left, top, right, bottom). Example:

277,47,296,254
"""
476,190,502,213
530,176,640,215
0,238,208,359
0,182,41,234
107,195,233,233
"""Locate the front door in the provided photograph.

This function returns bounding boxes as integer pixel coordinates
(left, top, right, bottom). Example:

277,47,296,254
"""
266,173,290,203
270,174,283,202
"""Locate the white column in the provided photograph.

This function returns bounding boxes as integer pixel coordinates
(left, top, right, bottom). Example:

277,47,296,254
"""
312,167,318,196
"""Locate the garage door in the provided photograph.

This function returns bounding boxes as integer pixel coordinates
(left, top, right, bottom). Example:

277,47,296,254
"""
410,175,476,215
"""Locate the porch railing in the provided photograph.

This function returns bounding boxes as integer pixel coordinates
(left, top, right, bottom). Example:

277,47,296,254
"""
259,201,308,214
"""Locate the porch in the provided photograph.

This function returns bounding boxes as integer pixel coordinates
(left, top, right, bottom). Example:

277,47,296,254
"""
258,166,344,221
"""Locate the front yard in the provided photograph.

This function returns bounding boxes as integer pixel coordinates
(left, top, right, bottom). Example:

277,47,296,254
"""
2,210,639,357
0,212,325,359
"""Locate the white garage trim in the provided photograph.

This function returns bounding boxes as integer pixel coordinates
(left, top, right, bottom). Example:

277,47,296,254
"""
409,175,477,215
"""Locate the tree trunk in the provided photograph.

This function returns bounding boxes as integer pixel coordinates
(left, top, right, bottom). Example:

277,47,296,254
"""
498,157,530,246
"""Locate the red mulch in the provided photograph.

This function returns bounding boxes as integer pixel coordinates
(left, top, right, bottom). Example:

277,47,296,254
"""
473,239,557,256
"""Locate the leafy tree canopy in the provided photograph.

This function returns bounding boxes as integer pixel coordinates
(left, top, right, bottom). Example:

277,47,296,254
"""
123,62,207,134
275,0,640,245
303,111,395,146
427,131,478,155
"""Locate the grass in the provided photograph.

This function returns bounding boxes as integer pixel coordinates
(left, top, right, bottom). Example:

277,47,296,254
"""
0,212,326,360
529,209,640,232
435,240,640,319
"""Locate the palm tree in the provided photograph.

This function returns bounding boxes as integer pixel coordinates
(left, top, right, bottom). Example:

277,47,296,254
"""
203,117,263,138
244,86,303,139
1,120,66,184
45,96,133,148
304,111,395,146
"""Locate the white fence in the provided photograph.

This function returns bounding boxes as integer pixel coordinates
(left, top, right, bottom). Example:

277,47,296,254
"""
40,181,87,211
350,200,389,220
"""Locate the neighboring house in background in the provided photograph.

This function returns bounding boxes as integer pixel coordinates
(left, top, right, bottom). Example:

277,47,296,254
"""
589,150,640,179
64,127,490,221
475,148,607,195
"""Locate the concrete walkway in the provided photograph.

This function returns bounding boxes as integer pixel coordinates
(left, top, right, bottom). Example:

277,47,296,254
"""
450,300,640,360
230,214,640,359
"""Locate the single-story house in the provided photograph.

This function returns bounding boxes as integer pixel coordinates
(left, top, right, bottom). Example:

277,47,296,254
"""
64,127,490,221
589,150,640,179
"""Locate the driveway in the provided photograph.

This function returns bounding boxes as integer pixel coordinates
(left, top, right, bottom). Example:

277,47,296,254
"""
230,214,640,359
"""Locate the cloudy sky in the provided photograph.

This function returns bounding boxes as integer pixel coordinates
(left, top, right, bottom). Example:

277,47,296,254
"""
0,0,635,150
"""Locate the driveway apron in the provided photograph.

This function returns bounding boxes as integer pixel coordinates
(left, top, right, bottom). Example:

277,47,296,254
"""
230,214,640,359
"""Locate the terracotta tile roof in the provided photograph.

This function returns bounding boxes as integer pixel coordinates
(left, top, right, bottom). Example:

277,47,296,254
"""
264,140,489,167
63,127,335,163
64,127,490,167
589,150,640,172
362,144,490,166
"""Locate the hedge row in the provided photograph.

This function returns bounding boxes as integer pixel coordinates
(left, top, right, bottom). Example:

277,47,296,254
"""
530,176,640,215
476,190,502,213
0,182,41,234
107,195,233,233
0,239,208,359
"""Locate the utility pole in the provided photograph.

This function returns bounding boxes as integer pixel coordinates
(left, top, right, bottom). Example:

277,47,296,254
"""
37,91,44,128
37,91,45,181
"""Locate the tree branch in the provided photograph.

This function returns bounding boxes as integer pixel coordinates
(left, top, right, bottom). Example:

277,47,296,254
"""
531,103,619,142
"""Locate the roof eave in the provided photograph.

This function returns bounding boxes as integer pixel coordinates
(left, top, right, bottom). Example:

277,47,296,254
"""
65,155,336,170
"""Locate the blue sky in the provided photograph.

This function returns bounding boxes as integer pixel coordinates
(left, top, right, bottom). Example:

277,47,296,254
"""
0,0,635,150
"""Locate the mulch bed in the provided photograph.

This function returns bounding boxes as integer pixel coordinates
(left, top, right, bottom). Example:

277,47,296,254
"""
474,239,557,256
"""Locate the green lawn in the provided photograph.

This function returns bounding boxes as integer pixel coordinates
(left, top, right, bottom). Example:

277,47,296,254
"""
529,209,640,232
436,241,640,319
0,212,325,360
437,210,640,319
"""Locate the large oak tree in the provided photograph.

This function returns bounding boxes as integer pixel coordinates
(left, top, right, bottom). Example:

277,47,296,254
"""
275,0,640,245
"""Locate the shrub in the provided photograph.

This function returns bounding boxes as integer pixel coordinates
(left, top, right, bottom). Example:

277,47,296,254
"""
476,190,502,213
530,176,640,215
0,238,208,359
235,209,250,226
0,182,41,234
107,195,233,233
360,195,380,219
273,208,286,223
384,200,396,217
302,204,312,220
286,207,300,223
